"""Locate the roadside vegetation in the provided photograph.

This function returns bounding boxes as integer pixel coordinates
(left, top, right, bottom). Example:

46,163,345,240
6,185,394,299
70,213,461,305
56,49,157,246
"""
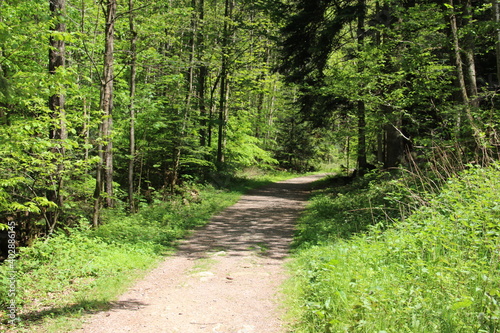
0,170,297,332
286,164,500,332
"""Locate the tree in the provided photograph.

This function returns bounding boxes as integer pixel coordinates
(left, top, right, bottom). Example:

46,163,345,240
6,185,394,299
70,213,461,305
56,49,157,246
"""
128,0,138,212
216,0,233,166
47,0,67,231
356,0,368,172
278,0,366,169
93,0,117,226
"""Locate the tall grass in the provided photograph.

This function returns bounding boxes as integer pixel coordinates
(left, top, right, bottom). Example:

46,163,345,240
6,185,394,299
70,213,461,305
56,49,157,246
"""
286,165,500,332
293,170,416,248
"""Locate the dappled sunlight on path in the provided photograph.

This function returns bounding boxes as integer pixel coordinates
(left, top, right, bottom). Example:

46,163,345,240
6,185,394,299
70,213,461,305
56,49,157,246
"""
75,174,327,333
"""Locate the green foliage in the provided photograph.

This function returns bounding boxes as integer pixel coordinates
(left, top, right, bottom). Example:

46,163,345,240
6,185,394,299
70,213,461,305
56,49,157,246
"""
278,0,500,169
287,165,500,332
274,116,317,172
94,184,238,253
293,170,413,247
226,121,278,168
10,229,156,306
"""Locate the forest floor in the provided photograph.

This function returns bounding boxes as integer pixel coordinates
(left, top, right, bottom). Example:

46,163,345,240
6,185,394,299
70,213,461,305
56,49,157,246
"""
73,174,326,333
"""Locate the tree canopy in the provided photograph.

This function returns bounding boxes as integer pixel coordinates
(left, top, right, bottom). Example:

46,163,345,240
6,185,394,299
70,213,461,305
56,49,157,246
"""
1,0,499,243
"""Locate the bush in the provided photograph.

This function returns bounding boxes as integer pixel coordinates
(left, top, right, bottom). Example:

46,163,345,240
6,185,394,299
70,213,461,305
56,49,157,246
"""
0,227,157,316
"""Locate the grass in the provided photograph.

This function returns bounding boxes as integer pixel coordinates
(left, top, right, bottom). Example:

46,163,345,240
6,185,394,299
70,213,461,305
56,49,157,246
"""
292,170,414,248
190,257,218,274
0,169,299,332
285,165,500,332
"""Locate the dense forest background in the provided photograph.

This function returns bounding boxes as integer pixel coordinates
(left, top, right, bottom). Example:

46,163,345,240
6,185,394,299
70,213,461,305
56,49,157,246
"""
1,0,500,248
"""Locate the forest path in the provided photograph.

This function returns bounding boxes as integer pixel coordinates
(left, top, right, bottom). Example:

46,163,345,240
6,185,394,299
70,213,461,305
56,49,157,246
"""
75,174,326,333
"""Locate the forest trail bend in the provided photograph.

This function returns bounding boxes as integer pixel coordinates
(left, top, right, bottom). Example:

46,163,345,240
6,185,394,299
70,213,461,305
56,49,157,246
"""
75,174,326,333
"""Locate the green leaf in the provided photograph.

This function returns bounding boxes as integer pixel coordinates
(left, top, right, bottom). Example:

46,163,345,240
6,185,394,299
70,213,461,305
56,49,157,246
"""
451,298,473,310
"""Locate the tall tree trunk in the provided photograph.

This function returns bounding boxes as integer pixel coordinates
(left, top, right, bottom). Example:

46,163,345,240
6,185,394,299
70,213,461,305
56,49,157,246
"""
197,0,208,147
494,0,500,86
93,0,116,225
448,0,486,160
255,48,270,140
377,2,404,168
216,0,232,166
128,0,138,212
449,0,477,135
357,101,367,170
266,81,277,146
93,122,104,227
103,0,116,208
377,132,384,164
170,0,198,191
208,74,221,148
47,0,67,233
463,0,478,106
356,0,368,173
384,114,403,169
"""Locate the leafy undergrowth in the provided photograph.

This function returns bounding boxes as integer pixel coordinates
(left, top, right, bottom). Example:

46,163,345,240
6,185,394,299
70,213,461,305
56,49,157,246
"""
0,170,297,332
286,165,500,332
293,170,417,248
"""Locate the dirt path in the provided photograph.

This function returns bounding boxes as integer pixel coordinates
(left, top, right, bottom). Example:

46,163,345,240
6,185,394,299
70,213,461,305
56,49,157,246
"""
75,174,325,333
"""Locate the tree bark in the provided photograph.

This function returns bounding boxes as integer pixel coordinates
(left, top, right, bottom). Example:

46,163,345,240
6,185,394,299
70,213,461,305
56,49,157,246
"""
196,0,208,147
494,0,500,86
384,114,403,169
448,0,485,155
128,0,138,212
93,0,116,225
169,0,198,191
103,0,116,208
217,0,232,167
463,0,478,106
47,0,67,233
356,0,368,173
449,0,474,132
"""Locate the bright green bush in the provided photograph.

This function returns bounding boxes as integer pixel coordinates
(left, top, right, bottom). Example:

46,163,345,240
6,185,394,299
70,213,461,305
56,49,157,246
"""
288,165,500,332
93,184,240,252
0,227,157,314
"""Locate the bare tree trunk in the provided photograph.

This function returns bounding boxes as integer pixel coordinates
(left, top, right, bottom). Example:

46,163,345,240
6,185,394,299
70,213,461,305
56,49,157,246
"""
83,98,90,170
357,101,367,169
196,0,208,147
494,0,500,86
448,0,485,157
103,0,116,208
199,65,208,146
92,122,104,228
216,0,232,167
377,132,384,164
449,1,475,132
384,114,403,169
128,0,137,212
208,75,221,148
356,0,368,173
93,0,116,225
265,81,277,147
47,0,67,233
463,0,478,106
346,136,351,175
170,0,198,191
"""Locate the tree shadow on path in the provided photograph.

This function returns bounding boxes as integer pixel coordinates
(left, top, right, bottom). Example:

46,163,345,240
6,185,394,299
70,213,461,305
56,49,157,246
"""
175,174,328,260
